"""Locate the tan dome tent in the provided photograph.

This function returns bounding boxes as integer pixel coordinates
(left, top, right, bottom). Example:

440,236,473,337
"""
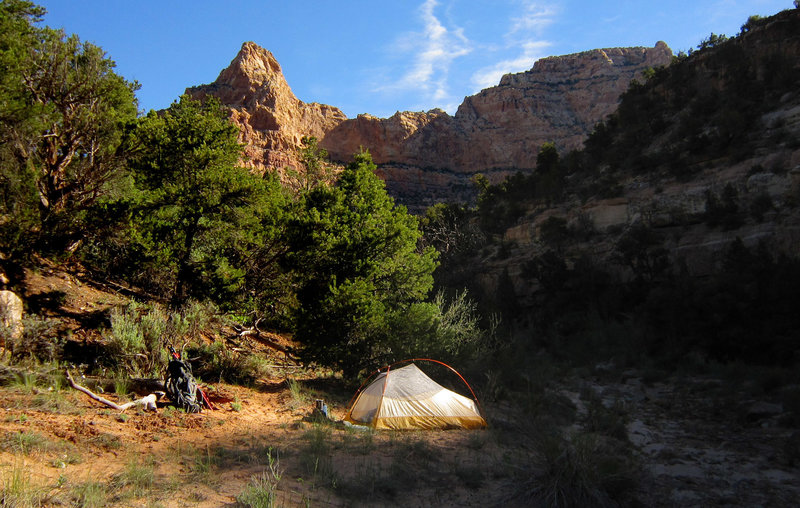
344,361,487,430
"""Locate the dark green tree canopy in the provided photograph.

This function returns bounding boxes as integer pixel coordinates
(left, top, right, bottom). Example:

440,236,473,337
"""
0,2,138,256
288,151,438,375
124,95,274,307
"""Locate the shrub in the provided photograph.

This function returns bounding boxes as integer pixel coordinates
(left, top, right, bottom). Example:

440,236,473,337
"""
514,431,639,507
750,192,773,222
4,314,62,363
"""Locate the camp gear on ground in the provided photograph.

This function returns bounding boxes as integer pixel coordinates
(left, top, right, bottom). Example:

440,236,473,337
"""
165,347,202,413
345,361,487,430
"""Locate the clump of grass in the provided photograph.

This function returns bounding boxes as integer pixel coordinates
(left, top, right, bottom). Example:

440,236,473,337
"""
342,426,375,454
69,481,109,508
581,387,630,441
211,436,282,468
12,371,38,393
188,445,218,486
1,430,53,455
236,449,282,507
114,375,131,398
455,463,485,489
298,424,336,487
32,390,82,414
231,396,243,412
0,460,49,507
113,456,156,498
286,378,307,410
514,431,640,507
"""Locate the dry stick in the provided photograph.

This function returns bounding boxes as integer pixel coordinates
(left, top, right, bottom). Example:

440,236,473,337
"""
65,370,158,411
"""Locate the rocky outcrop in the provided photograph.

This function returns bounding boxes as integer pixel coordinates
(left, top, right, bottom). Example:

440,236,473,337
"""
0,290,23,342
187,42,347,175
323,43,673,208
188,41,672,209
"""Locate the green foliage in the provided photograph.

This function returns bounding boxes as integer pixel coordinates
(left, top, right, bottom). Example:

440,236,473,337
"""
420,202,484,261
121,95,282,308
4,314,61,363
296,135,331,191
539,216,569,252
185,340,270,385
614,223,670,282
474,143,567,235
741,15,768,33
695,32,729,52
236,449,282,507
287,151,438,376
0,6,138,256
104,300,221,376
105,302,169,376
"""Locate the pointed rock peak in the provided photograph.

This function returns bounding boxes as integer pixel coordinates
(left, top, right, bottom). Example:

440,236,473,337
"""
235,41,282,75
216,41,288,90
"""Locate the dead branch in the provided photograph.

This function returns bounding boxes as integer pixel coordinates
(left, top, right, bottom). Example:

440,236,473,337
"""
65,370,160,411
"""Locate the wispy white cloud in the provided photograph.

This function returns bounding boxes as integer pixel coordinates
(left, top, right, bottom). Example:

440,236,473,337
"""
471,0,557,91
509,0,558,35
471,40,552,90
375,0,471,110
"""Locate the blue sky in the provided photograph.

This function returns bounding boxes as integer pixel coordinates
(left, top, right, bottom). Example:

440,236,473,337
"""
38,0,793,118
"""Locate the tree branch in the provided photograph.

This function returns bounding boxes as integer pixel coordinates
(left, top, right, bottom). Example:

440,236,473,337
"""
65,370,159,411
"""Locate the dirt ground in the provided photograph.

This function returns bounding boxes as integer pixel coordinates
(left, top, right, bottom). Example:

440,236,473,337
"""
0,371,512,507
2,262,800,507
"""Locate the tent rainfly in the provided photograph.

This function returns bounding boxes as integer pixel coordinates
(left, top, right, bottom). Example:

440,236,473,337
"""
344,362,487,430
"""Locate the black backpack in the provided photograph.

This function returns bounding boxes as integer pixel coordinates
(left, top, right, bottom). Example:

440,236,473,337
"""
165,357,202,413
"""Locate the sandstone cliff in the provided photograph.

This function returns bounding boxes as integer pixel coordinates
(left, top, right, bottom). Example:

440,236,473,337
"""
187,42,347,175
323,43,672,171
188,41,672,208
323,43,673,208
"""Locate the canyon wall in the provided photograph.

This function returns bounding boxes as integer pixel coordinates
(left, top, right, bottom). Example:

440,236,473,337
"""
188,41,673,209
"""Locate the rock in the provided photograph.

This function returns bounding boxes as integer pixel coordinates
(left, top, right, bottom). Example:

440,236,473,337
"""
188,41,673,211
324,42,673,210
186,42,347,179
744,401,783,422
0,289,23,342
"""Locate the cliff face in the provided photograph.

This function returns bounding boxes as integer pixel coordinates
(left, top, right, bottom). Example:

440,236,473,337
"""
188,41,672,208
469,8,800,309
322,43,673,208
187,42,347,174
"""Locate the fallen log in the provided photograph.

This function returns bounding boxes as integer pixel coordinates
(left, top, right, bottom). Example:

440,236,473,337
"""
65,370,160,411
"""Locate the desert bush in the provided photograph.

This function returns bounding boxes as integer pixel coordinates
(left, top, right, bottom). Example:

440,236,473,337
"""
750,191,774,222
105,301,224,376
704,184,744,230
104,302,168,376
4,314,62,363
186,340,269,385
514,431,639,507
